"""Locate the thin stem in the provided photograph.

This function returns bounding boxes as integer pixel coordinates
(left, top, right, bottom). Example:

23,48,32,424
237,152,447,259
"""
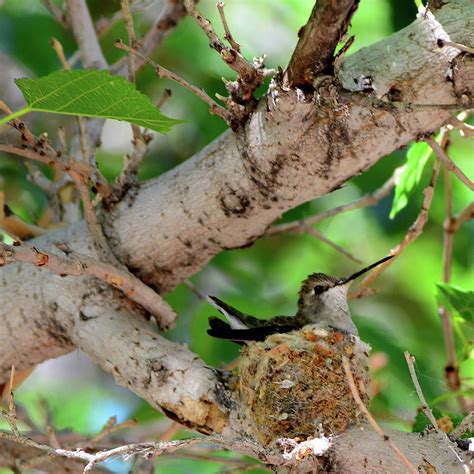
115,40,230,122
267,174,395,235
350,157,440,299
342,357,418,474
304,225,362,263
216,2,240,52
427,137,474,191
0,107,31,128
404,352,468,471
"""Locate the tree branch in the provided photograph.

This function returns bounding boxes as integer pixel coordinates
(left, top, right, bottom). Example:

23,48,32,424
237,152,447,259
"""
114,40,230,122
0,0,473,453
286,0,360,86
427,137,474,191
0,241,176,329
66,0,107,69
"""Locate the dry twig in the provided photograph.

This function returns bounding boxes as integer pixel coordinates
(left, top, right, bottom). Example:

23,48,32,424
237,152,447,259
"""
404,352,468,471
110,0,149,203
438,38,474,55
216,2,240,52
427,137,473,191
451,412,474,439
350,159,440,298
449,117,474,138
0,429,235,473
0,241,176,329
267,174,395,235
266,175,396,264
41,0,69,27
184,0,264,107
111,0,188,76
115,40,230,122
342,357,418,474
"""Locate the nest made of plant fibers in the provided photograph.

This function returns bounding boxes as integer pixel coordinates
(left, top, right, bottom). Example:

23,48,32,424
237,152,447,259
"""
237,325,371,446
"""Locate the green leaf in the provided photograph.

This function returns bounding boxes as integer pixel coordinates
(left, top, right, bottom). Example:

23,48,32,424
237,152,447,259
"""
389,141,432,219
2,69,181,133
436,283,474,324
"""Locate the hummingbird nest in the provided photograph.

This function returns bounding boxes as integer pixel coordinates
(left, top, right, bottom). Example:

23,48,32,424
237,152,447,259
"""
237,325,370,446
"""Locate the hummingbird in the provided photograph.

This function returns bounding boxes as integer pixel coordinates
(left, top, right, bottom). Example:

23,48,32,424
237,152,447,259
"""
207,255,392,342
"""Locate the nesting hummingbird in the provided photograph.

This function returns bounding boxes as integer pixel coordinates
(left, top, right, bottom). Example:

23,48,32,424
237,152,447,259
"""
207,255,392,342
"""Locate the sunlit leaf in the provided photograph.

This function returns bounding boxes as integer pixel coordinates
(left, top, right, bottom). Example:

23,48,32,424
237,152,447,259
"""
436,283,474,324
6,69,181,133
389,141,432,219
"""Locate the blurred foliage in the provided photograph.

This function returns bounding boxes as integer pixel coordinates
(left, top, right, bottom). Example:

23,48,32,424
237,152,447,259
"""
0,0,473,473
390,141,432,219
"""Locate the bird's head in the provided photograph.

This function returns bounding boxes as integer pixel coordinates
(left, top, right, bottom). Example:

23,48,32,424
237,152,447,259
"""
296,255,393,322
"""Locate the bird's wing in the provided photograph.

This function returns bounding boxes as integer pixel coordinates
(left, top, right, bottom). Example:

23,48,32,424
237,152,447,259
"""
207,316,296,343
207,296,262,329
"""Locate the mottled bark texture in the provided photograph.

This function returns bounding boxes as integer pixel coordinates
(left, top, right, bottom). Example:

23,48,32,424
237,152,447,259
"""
0,0,473,471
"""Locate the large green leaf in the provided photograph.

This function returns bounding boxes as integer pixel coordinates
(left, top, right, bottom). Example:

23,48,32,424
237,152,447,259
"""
436,283,474,324
1,69,181,133
389,141,432,219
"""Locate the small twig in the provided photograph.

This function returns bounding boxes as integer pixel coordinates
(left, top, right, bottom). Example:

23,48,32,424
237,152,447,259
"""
159,422,181,441
404,352,468,470
47,425,61,449
88,416,137,446
0,430,235,472
0,241,176,329
439,165,463,404
350,158,440,299
184,0,263,106
438,38,474,55
110,0,148,202
120,0,142,142
304,225,362,263
67,170,110,258
50,37,90,164
184,280,207,301
451,412,474,439
115,40,230,122
50,37,69,69
157,88,172,109
1,366,20,438
111,0,188,76
342,357,418,474
216,2,240,52
449,116,474,137
184,0,255,83
41,0,69,27
267,174,395,236
427,137,474,191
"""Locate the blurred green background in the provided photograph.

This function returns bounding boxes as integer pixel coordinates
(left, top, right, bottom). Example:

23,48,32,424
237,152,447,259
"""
0,0,472,472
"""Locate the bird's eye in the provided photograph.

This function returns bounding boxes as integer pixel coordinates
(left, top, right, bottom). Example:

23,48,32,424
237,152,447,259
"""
313,285,325,295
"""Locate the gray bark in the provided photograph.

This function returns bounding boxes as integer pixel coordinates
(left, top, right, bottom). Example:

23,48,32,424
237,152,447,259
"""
0,1,473,471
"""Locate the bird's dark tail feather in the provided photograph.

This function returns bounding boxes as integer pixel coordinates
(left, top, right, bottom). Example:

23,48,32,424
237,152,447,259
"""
207,316,295,343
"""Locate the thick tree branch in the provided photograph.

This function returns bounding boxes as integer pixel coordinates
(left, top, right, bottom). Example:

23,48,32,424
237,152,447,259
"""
286,0,360,86
0,2,473,466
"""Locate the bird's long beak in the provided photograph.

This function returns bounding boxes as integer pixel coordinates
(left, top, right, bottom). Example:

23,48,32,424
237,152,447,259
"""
337,255,393,285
